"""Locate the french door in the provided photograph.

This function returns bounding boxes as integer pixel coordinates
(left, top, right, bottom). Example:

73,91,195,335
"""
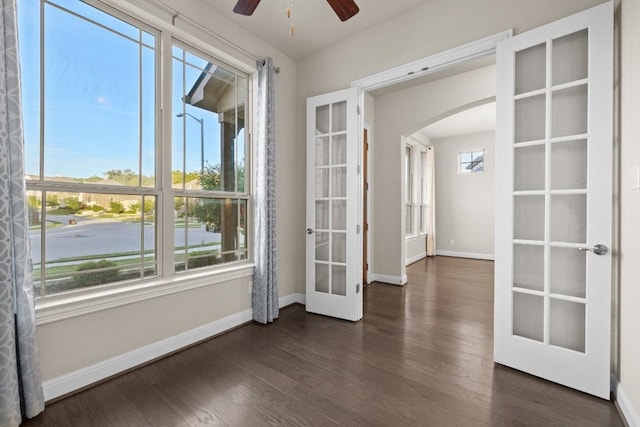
494,2,613,398
305,88,362,321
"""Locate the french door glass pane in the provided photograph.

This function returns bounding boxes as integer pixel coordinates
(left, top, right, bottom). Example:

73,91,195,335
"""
550,299,586,352
514,145,545,191
551,85,588,138
550,194,587,243
315,232,329,261
316,137,330,166
552,30,589,86
513,244,544,291
515,43,546,95
551,140,588,190
513,292,544,342
332,265,347,296
315,263,329,293
550,247,586,298
513,195,545,241
515,95,546,143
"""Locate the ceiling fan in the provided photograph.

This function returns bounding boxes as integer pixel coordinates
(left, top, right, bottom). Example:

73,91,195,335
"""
233,0,360,22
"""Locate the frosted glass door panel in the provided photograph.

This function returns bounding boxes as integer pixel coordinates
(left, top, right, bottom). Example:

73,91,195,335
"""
332,134,347,165
315,232,329,261
550,247,586,298
316,137,330,166
515,43,546,94
315,201,329,229
316,169,330,197
332,265,347,296
551,140,588,190
550,299,586,352
514,145,545,191
550,194,587,243
332,200,346,230
513,292,544,342
513,244,544,291
316,105,329,134
551,85,588,138
514,196,545,241
332,101,347,132
315,264,329,293
332,168,347,197
515,95,546,142
332,232,346,263
552,30,588,85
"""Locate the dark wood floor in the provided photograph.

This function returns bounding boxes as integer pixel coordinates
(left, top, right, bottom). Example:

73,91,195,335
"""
23,256,624,426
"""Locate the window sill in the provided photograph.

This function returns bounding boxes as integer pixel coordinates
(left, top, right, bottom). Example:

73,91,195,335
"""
35,263,255,325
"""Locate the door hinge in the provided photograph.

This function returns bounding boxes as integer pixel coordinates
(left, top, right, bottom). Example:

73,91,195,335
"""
356,224,361,234
357,104,361,115
357,164,361,174
356,284,360,294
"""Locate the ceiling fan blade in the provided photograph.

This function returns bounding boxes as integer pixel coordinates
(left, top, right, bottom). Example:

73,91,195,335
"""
233,0,262,16
326,0,360,21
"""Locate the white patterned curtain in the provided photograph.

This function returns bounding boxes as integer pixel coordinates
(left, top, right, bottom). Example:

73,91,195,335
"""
426,146,436,256
0,0,45,425
252,57,278,324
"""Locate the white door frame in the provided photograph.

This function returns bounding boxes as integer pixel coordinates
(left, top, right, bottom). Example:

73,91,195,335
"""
351,30,511,285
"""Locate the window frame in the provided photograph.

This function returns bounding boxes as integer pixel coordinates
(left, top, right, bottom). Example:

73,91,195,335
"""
19,0,256,321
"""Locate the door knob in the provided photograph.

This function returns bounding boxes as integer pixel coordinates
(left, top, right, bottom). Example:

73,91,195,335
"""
577,244,608,256
306,228,314,235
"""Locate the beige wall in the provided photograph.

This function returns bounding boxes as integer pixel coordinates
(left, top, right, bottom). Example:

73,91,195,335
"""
432,131,495,258
619,0,640,415
36,0,300,383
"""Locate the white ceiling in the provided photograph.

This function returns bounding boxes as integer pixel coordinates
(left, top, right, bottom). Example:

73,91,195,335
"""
204,0,431,60
417,102,496,140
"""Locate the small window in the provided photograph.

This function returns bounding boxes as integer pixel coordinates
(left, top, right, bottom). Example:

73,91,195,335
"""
459,150,485,174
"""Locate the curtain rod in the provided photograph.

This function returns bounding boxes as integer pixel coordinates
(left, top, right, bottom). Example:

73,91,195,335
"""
147,0,278,70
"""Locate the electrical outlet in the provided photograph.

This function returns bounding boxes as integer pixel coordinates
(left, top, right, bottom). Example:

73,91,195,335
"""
450,240,455,246
248,281,253,294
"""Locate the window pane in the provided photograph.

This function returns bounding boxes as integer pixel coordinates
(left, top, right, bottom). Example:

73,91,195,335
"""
172,46,246,193
32,191,156,296
40,2,155,185
176,198,248,272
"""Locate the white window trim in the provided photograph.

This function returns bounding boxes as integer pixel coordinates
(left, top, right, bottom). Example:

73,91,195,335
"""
27,0,258,320
36,262,254,325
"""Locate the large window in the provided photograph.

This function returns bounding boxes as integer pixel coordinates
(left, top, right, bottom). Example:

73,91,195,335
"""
405,146,413,235
18,0,250,297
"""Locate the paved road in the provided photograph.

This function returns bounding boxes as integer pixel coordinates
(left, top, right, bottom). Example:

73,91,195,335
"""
30,215,221,264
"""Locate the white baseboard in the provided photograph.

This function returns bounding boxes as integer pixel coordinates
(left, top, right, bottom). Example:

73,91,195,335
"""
370,273,407,286
42,292,305,402
405,252,426,266
612,375,640,427
436,250,495,261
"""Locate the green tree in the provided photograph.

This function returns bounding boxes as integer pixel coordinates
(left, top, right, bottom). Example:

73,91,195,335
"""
188,164,223,228
110,201,124,214
45,194,59,208
199,164,221,191
172,170,200,186
62,196,82,213
104,169,138,186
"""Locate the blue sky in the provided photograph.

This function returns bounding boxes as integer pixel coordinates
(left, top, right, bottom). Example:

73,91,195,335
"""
17,0,230,180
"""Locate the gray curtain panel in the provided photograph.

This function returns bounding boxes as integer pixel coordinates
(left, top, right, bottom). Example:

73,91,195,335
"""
0,0,45,425
252,57,279,324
